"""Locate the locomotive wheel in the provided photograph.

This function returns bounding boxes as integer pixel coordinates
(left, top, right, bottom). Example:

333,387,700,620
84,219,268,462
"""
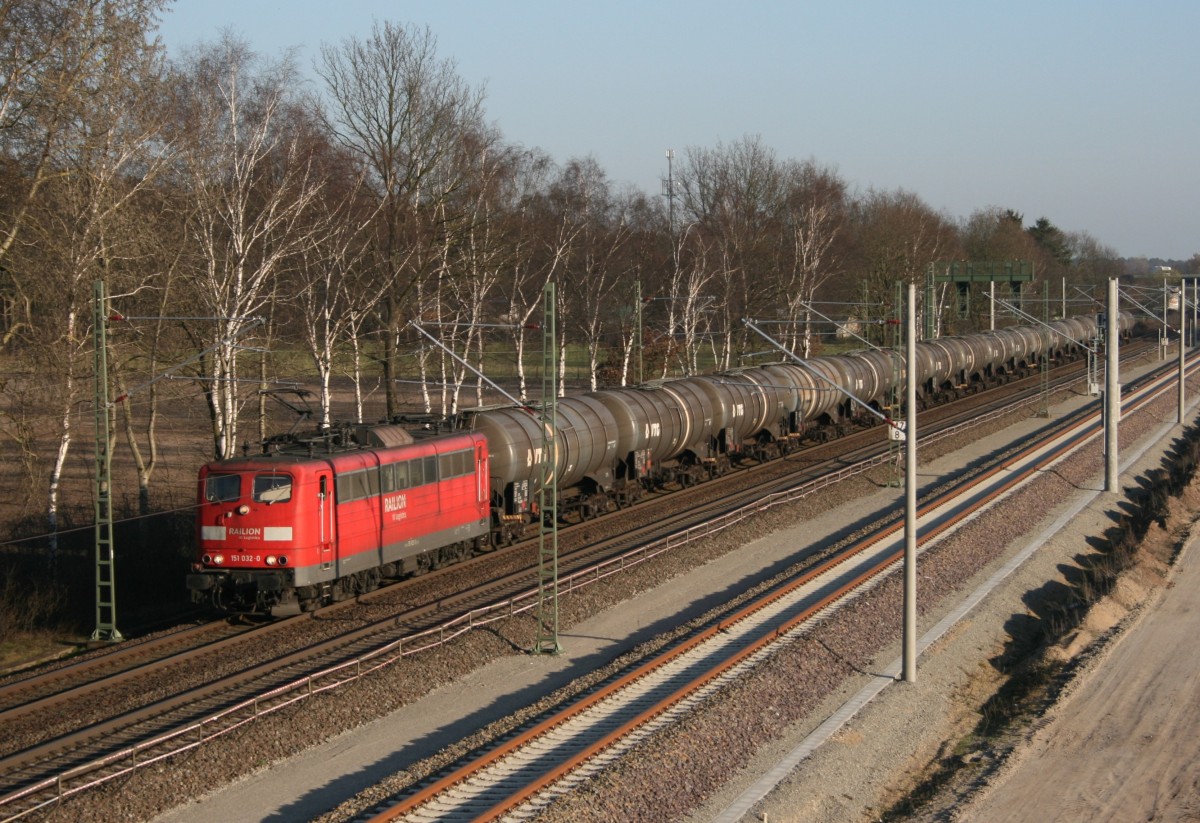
357,568,381,594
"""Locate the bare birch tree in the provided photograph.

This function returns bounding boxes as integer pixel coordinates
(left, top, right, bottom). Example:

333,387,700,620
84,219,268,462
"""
318,21,486,416
294,178,379,427
0,1,168,274
552,158,635,391
777,160,846,356
6,0,168,539
167,37,324,458
676,136,785,371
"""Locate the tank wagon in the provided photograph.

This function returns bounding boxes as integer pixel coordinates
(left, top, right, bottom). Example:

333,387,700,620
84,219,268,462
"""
188,311,1131,613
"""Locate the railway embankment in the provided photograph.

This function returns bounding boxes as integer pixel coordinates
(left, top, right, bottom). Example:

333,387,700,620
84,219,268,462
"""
695,380,1200,823
879,423,1200,821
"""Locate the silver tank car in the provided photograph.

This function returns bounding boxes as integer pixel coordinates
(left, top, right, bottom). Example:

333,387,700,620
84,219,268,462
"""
466,310,1132,529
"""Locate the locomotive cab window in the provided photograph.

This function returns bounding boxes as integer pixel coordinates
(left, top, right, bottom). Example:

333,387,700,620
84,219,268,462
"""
205,473,242,503
439,449,472,479
336,468,379,503
382,461,411,492
254,473,293,504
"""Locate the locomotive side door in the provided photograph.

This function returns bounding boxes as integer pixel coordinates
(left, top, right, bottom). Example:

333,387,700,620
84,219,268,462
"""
317,472,334,569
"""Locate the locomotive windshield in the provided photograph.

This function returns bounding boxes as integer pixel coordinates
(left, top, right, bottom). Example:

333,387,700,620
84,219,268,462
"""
205,473,241,502
254,473,293,504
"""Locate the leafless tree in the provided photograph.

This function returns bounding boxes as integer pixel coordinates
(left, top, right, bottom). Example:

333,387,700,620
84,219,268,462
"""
0,1,168,271
1066,231,1122,293
4,0,169,539
848,188,953,342
290,152,380,425
166,36,324,458
676,136,786,371
429,133,525,412
547,158,635,390
603,191,665,387
318,21,486,416
775,160,846,357
492,150,581,402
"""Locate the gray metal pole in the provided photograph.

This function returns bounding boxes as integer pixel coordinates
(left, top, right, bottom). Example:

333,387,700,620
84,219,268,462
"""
534,281,561,655
1105,278,1120,492
902,282,918,683
1180,298,1186,425
1163,277,1169,360
1164,276,1168,328
635,279,643,385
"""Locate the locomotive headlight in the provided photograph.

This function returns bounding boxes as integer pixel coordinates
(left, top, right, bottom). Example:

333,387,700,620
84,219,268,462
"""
277,555,287,566
265,555,278,566
212,554,225,565
237,504,250,515
202,554,212,564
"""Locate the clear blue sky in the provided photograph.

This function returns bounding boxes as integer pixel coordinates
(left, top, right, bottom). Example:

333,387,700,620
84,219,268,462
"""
156,1,1199,261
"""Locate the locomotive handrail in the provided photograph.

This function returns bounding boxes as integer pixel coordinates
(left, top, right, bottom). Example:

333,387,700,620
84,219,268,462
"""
0,372,1129,820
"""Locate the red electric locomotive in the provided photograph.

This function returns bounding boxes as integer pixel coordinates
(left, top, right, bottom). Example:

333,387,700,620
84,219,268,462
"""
187,424,491,614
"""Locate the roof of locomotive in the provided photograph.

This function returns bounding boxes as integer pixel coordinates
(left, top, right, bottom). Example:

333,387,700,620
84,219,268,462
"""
203,422,481,470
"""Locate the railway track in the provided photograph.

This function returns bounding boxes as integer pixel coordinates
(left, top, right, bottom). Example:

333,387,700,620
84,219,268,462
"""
356,348,1193,822
0,344,1159,820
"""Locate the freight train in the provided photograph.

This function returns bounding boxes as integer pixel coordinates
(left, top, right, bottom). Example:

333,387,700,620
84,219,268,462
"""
187,311,1132,614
